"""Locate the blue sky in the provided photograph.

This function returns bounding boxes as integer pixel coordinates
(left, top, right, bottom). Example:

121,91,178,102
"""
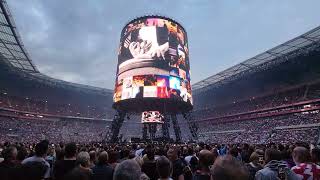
8,0,320,89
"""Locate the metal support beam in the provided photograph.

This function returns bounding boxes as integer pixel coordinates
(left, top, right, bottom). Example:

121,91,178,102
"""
171,114,181,143
107,110,126,143
162,114,170,141
183,112,199,141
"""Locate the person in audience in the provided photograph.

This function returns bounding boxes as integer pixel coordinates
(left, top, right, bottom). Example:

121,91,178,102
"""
0,146,18,180
311,148,320,166
91,151,114,180
135,143,145,157
193,149,215,180
142,145,158,180
108,150,120,169
245,152,263,180
120,147,130,162
21,140,51,179
291,146,320,179
54,142,78,180
64,151,92,180
16,146,28,163
167,147,185,180
184,147,196,165
255,148,298,180
113,159,142,180
89,150,97,168
21,160,50,180
210,155,249,180
189,156,199,174
241,143,252,163
156,156,173,180
228,147,241,161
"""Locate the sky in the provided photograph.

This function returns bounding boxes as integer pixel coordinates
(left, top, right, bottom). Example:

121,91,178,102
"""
8,0,320,89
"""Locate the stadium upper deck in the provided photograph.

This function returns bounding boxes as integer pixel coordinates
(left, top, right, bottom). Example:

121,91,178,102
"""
193,26,320,94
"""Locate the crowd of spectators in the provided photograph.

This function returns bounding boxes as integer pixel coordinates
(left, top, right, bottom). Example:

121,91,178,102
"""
193,82,320,119
197,113,320,144
0,117,111,144
0,92,113,119
1,140,320,180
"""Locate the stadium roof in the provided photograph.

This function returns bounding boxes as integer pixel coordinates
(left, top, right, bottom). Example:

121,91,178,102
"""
193,25,320,93
0,1,38,72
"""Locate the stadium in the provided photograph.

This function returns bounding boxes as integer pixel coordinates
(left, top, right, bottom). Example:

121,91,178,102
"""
0,0,320,180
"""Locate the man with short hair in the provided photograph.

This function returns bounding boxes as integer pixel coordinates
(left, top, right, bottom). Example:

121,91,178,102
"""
291,146,320,180
156,156,172,180
167,148,185,180
184,147,196,165
0,146,18,180
193,150,215,180
53,142,78,180
91,151,114,180
22,140,51,179
255,148,298,180
64,151,92,180
210,155,249,180
113,159,142,180
142,145,158,180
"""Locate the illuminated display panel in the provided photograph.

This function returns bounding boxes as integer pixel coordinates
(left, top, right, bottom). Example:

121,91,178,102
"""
113,16,193,111
141,111,164,123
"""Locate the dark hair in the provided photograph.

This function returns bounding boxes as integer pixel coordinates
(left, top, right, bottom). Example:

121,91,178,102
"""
265,148,281,163
2,146,17,161
89,151,97,162
190,156,199,172
17,146,28,161
108,150,119,164
229,147,239,158
35,140,49,157
64,142,77,158
121,148,130,158
156,156,172,179
146,147,155,160
187,147,194,156
312,148,320,163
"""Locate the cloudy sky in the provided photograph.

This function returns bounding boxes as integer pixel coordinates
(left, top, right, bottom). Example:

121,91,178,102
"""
8,0,320,89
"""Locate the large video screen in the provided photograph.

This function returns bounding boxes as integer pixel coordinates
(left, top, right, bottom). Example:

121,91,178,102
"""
141,111,164,123
114,16,192,105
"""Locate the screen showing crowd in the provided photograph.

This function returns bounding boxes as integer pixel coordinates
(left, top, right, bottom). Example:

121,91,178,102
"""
113,74,192,104
141,111,164,123
114,16,192,105
117,17,189,74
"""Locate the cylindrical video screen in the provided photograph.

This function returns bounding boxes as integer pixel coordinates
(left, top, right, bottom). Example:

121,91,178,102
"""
113,16,192,113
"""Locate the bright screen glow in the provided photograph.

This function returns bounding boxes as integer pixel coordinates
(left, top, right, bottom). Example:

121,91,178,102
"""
114,16,192,105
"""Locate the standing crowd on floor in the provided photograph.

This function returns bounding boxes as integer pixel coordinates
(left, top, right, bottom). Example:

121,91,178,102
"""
1,140,320,180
